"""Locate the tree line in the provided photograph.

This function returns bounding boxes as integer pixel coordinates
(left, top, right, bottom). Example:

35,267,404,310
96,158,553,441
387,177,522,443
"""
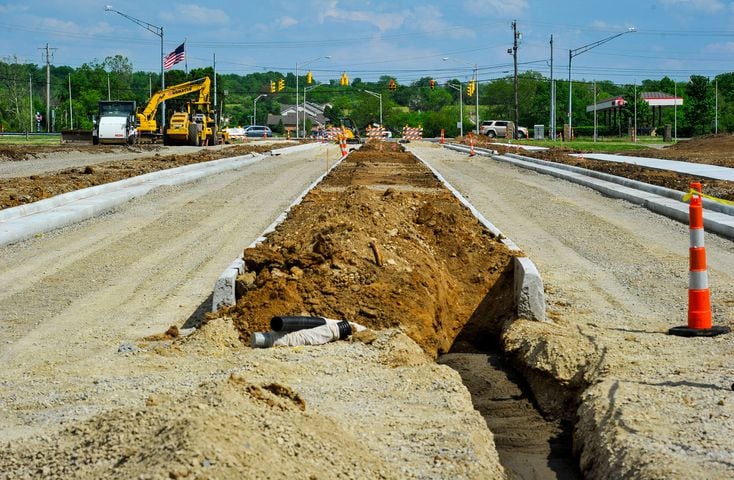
1,55,731,138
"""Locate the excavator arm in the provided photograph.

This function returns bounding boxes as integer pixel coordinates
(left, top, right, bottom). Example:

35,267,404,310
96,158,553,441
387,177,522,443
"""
136,77,211,134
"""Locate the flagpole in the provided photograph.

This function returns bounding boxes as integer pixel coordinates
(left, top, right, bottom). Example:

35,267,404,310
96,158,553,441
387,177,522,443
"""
213,52,217,116
184,38,188,75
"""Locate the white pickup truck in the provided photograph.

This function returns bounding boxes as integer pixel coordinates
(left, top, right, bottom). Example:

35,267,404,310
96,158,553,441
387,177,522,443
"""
92,100,137,145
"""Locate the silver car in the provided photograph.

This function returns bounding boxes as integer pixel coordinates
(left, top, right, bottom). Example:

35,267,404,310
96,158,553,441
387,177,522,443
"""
480,120,528,139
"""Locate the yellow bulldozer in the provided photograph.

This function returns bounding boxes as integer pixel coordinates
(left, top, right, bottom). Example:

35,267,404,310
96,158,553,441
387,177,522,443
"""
136,77,227,145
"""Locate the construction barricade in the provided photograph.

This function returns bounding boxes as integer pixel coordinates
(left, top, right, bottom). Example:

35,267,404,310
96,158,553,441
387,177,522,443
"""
400,125,423,143
365,126,387,141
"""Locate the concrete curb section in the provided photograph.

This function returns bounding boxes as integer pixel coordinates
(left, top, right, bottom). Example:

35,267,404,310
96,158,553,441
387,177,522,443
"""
443,143,734,240
0,152,276,247
408,147,546,322
271,142,326,156
212,148,349,311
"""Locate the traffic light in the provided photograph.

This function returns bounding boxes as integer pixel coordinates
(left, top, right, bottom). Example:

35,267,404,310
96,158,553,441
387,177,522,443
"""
467,80,475,97
388,79,397,90
340,72,349,86
429,79,435,90
270,81,276,93
306,71,313,85
278,78,285,91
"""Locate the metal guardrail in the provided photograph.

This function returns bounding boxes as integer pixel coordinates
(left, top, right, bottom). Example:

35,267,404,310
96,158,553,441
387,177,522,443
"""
0,132,62,137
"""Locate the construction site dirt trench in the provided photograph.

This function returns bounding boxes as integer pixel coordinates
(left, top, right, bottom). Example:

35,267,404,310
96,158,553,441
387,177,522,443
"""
212,141,581,478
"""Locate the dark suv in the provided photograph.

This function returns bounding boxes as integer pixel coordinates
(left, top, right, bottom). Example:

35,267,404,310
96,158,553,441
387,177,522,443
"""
243,125,273,137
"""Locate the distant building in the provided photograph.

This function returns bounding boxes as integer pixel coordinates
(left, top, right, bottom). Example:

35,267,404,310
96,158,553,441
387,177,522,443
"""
267,101,330,134
585,92,683,131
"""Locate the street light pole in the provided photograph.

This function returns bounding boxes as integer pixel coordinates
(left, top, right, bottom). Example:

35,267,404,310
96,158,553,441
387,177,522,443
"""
295,55,330,139
362,90,383,127
446,81,463,137
253,94,267,126
443,57,478,135
105,6,165,132
568,27,636,138
474,63,481,136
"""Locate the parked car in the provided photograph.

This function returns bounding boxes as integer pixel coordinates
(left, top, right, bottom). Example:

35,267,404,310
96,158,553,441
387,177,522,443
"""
243,125,273,137
480,120,528,139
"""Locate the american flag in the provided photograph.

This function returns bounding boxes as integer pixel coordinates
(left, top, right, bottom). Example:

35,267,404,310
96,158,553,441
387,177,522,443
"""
163,43,185,70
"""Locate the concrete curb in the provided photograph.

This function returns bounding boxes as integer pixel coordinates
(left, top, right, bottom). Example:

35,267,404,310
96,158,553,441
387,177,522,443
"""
508,152,734,217
211,149,349,311
409,148,546,322
442,143,734,240
0,153,270,247
271,142,324,156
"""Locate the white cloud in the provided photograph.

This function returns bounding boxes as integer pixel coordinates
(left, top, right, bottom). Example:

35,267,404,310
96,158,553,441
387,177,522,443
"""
703,41,734,53
407,5,475,39
161,4,229,26
278,16,298,28
658,0,727,13
464,0,529,16
0,4,29,14
318,1,407,31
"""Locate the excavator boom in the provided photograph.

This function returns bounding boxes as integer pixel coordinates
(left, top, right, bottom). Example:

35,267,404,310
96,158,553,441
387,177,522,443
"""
136,77,211,136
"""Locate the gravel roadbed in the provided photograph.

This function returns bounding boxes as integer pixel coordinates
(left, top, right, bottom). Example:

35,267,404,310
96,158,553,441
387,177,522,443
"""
409,143,734,480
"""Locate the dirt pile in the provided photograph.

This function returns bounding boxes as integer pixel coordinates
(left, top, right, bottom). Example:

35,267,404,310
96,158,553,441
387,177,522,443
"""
0,144,120,161
218,141,517,357
0,143,289,210
0,316,507,479
642,133,734,166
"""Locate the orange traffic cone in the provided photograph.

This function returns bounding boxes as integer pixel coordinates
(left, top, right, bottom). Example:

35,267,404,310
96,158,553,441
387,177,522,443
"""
339,134,348,157
468,132,475,157
440,129,445,145
669,182,730,337
287,129,291,141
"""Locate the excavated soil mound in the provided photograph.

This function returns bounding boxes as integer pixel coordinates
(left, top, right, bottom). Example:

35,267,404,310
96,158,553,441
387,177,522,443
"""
0,143,288,210
218,141,518,357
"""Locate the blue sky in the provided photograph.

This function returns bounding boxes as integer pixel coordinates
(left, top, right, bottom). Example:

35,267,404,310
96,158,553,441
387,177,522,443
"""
1,0,733,85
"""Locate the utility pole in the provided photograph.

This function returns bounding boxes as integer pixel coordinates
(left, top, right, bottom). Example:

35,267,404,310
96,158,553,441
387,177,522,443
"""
715,78,718,134
29,73,33,133
213,52,217,112
68,73,73,130
593,81,597,142
550,35,555,140
38,43,57,133
107,74,111,101
512,20,520,138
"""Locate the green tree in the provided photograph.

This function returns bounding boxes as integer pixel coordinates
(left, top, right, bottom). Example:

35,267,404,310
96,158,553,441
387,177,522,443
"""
685,75,714,135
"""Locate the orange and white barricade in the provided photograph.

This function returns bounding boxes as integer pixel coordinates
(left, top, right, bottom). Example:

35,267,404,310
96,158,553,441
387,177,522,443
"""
323,127,340,142
366,126,387,141
401,126,423,142
669,182,730,337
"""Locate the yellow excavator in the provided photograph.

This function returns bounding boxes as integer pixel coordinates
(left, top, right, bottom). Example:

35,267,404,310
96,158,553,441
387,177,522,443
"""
136,77,227,145
326,117,360,143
